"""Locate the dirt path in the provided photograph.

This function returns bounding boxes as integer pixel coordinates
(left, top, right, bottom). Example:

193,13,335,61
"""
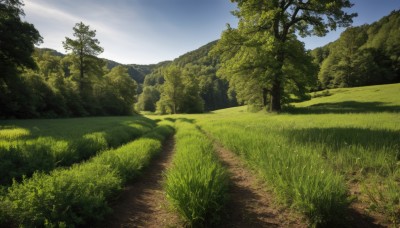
104,137,180,228
212,142,307,228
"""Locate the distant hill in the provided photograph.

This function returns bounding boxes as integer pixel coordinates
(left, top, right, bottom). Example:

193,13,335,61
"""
137,41,238,112
311,10,400,89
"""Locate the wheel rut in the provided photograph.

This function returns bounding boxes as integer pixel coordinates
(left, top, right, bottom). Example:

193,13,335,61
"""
104,137,179,228
212,141,307,227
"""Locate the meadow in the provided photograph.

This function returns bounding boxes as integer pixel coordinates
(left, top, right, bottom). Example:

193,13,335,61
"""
0,116,155,185
151,83,400,226
0,83,398,227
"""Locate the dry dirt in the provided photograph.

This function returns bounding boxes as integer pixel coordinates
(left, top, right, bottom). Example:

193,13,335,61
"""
103,137,180,228
212,142,308,228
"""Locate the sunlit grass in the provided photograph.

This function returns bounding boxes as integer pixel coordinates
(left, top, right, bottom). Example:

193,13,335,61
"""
153,83,400,225
0,123,174,227
164,120,228,226
0,116,156,185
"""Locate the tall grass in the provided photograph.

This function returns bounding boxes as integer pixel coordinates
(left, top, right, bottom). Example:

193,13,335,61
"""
0,124,174,227
0,116,155,185
188,83,400,225
164,120,228,226
200,121,350,226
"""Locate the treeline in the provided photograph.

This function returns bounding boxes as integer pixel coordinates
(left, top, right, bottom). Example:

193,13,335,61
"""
1,48,137,118
136,41,237,114
312,10,400,89
0,1,137,118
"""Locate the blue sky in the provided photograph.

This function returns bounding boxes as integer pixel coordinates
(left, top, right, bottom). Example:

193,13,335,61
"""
24,0,400,65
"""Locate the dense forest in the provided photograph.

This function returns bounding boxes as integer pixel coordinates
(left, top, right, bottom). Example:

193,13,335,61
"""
0,2,138,118
1,0,399,118
136,41,238,114
312,10,400,89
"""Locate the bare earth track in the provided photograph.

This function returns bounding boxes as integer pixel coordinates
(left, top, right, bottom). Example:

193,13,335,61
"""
104,137,180,228
212,141,307,228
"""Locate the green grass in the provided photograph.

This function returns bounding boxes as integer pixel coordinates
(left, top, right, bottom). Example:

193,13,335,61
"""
164,119,228,226
153,83,400,226
0,123,174,227
0,116,155,185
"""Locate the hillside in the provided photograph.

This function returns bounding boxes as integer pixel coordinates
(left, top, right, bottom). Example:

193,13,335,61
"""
136,41,238,112
311,10,400,89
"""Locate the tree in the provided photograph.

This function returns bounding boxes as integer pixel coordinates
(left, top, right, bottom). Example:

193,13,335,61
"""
136,86,160,112
63,22,105,114
181,69,204,113
0,0,42,74
0,0,42,118
63,22,104,80
157,65,184,114
215,0,356,112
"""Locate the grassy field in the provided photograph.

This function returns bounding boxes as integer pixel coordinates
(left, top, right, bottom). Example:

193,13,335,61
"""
0,116,155,185
0,122,174,226
164,119,228,226
150,83,400,226
0,83,398,227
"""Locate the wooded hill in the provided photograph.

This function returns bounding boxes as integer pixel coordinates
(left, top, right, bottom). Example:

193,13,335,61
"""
1,1,399,118
311,10,400,89
136,41,237,113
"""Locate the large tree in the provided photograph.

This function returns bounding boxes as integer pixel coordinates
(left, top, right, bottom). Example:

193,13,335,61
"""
215,0,356,112
156,65,184,114
0,0,42,74
0,0,42,118
63,22,104,80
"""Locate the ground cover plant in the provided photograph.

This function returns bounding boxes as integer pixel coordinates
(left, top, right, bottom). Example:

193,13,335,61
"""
0,123,174,227
0,116,155,185
164,119,229,226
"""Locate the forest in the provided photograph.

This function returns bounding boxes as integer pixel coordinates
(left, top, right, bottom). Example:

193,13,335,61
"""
1,0,399,118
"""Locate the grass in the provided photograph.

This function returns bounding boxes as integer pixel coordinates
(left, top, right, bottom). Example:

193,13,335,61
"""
0,83,398,226
152,83,400,226
0,116,155,185
164,119,228,226
0,123,174,227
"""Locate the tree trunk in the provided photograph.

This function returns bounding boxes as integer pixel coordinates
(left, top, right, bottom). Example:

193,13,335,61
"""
270,78,281,112
262,88,268,107
269,50,284,112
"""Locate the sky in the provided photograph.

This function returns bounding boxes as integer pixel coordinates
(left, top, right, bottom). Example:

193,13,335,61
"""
23,0,400,65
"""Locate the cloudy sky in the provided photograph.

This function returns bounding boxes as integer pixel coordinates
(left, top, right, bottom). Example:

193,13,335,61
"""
23,0,400,65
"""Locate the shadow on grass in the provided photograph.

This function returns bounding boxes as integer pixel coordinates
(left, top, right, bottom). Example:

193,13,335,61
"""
284,101,400,114
283,127,400,154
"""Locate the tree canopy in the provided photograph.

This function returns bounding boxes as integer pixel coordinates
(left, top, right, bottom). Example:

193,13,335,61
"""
63,22,104,80
315,10,400,89
213,0,356,112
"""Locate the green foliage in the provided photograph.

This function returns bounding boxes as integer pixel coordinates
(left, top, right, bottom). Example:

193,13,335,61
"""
100,65,137,115
156,66,205,114
316,11,400,89
1,122,174,226
4,163,121,227
214,0,355,112
0,0,43,118
157,65,184,114
136,86,160,112
164,120,228,226
63,22,104,79
1,23,138,118
0,0,42,71
139,42,237,113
